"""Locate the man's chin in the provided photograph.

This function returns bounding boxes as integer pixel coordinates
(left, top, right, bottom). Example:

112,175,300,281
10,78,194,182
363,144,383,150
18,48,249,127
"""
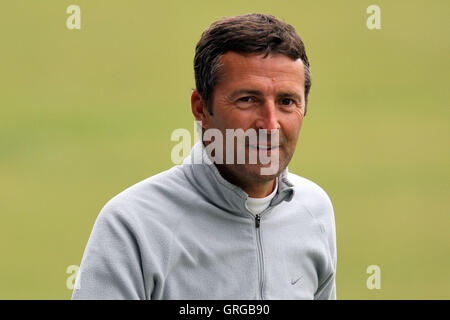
239,163,283,182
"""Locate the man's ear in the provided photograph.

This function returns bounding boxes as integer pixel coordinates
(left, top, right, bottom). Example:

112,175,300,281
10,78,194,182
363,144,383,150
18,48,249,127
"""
191,90,211,129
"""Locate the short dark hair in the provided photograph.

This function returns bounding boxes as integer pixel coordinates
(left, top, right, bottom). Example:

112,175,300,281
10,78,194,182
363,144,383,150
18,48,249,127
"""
194,13,312,116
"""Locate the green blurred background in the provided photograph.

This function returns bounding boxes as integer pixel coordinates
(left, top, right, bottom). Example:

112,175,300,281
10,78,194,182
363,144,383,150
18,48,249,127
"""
0,0,448,299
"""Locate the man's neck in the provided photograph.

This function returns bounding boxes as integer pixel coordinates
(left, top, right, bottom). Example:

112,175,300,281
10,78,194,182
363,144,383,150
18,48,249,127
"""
244,179,276,198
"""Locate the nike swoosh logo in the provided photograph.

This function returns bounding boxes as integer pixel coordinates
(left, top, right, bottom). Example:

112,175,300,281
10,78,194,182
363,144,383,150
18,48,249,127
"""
291,276,303,285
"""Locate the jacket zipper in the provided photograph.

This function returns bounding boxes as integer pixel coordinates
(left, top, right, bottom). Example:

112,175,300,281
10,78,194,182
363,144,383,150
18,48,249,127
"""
255,213,264,300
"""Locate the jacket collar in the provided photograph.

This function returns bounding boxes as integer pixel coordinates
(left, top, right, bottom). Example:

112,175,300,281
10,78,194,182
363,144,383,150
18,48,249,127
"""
182,142,295,217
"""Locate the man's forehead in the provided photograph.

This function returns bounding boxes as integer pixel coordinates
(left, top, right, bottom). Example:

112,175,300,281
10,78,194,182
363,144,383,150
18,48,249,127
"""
219,51,304,77
217,51,305,91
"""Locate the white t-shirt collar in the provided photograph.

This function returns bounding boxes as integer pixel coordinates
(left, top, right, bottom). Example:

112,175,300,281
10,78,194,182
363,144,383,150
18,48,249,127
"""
245,178,279,215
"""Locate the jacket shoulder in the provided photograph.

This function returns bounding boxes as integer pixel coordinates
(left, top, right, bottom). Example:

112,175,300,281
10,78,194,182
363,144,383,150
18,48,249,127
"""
286,172,336,238
287,173,333,210
287,172,337,276
97,165,188,224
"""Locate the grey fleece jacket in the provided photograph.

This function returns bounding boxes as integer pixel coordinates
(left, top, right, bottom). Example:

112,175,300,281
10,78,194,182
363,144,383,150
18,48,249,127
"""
72,142,337,300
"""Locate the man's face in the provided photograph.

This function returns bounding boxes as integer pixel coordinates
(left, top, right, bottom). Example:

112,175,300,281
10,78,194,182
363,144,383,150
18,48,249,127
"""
201,51,306,188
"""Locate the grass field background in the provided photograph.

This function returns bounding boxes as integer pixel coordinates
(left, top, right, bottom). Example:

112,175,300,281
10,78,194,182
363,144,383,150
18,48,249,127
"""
0,0,448,299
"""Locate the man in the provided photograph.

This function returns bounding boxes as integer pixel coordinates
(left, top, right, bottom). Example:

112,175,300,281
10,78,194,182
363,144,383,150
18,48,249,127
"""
72,13,337,300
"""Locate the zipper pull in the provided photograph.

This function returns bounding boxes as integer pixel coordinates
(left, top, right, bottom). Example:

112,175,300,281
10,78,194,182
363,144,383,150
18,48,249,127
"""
255,214,260,228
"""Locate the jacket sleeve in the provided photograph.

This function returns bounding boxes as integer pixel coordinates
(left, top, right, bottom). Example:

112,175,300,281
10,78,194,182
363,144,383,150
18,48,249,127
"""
313,186,337,300
314,270,336,300
314,220,337,300
71,202,148,300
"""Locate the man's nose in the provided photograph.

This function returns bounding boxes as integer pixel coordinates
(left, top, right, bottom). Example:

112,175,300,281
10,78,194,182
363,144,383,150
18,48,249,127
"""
255,100,280,131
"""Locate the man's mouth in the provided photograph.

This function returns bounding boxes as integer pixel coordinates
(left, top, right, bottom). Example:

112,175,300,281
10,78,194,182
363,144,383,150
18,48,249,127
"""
248,144,279,151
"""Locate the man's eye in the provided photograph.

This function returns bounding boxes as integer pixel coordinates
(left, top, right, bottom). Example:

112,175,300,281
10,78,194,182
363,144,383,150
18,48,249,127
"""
280,98,295,106
238,96,253,103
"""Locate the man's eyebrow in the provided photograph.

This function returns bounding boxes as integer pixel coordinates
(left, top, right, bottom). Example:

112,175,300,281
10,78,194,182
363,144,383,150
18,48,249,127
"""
226,89,303,102
226,89,263,101
276,91,303,102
